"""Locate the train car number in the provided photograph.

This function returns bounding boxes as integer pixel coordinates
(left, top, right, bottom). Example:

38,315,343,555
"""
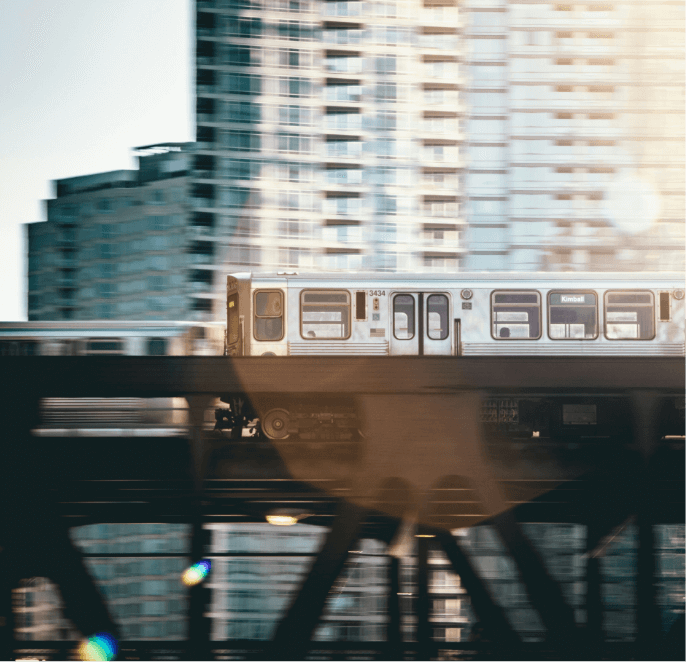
369,290,386,296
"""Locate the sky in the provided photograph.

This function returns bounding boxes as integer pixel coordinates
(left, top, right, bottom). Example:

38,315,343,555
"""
0,0,193,320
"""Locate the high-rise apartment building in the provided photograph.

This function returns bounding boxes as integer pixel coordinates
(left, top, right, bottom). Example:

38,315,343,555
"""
25,1,683,323
195,0,684,276
195,0,467,275
449,0,684,271
27,143,221,322
463,0,684,272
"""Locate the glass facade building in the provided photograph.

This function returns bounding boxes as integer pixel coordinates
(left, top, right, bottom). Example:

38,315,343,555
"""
26,144,221,322
13,522,685,646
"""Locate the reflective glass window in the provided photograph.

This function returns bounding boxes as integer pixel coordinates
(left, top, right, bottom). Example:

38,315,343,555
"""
147,338,167,356
548,292,598,339
254,290,284,341
301,291,350,339
85,339,125,354
492,292,541,339
393,294,415,340
427,294,449,340
604,291,654,340
355,291,366,321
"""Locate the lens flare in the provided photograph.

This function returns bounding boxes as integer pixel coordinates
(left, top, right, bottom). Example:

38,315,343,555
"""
78,632,118,661
182,559,211,586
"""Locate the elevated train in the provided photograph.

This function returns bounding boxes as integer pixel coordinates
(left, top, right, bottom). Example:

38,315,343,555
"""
1,273,682,441
224,271,685,440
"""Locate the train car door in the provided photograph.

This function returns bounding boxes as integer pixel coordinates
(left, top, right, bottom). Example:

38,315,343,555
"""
390,292,451,356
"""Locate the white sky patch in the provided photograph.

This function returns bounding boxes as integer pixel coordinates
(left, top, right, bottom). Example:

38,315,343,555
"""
0,0,192,320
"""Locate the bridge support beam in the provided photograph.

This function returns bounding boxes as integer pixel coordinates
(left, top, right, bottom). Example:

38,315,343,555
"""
185,396,215,661
492,511,578,657
385,555,402,661
436,528,521,656
631,392,662,659
270,499,366,660
416,532,431,660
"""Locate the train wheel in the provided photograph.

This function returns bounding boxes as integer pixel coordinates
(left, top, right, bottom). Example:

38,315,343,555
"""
261,409,291,440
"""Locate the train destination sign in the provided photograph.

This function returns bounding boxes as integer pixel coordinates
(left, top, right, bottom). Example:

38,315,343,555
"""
550,293,595,305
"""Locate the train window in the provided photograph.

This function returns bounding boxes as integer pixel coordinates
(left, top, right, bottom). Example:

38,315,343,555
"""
0,341,38,356
228,292,240,345
147,338,168,355
355,291,367,321
254,291,284,341
659,292,671,322
393,294,415,340
491,291,541,339
427,294,449,340
301,291,350,339
548,291,598,339
604,291,655,340
85,339,125,354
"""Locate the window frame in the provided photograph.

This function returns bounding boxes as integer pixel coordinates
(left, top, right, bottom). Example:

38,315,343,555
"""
253,289,285,342
547,290,599,340
355,291,367,321
300,289,351,340
426,293,450,341
393,293,416,341
490,290,542,340
603,290,656,341
84,338,126,355
146,337,168,356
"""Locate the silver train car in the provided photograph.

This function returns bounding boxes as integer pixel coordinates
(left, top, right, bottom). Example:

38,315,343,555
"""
0,320,224,357
0,321,225,434
224,272,685,440
227,272,685,357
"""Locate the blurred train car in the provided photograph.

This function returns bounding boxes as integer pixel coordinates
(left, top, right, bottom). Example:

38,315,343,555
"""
0,321,225,435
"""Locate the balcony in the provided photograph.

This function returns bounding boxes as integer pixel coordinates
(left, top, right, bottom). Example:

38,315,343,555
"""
421,230,461,249
324,58,363,75
322,1,363,18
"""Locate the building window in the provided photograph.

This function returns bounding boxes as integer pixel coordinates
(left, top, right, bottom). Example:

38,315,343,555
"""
222,73,261,96
279,105,314,126
222,130,261,152
276,132,313,153
275,76,313,97
100,244,117,258
220,45,253,66
224,16,262,38
277,48,314,68
97,283,117,298
222,101,261,124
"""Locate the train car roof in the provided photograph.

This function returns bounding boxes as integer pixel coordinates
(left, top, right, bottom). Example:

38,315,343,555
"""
243,271,685,283
0,320,224,336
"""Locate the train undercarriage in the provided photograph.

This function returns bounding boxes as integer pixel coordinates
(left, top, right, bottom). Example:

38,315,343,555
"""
213,394,685,445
